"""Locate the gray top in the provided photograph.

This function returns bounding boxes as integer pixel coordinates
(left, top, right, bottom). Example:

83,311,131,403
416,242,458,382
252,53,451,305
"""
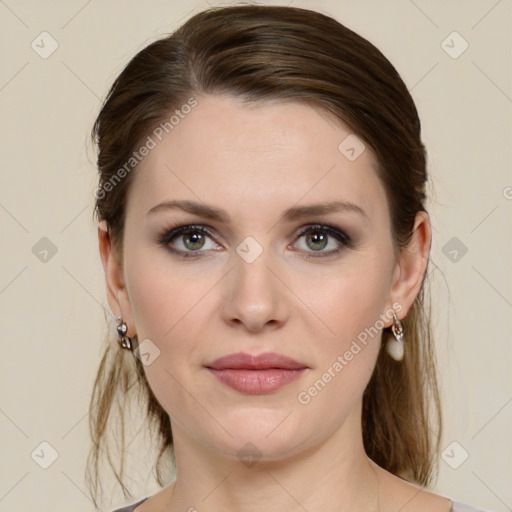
111,497,147,511
111,497,493,511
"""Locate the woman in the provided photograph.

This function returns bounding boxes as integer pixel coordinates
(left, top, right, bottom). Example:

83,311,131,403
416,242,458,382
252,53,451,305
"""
87,5,492,512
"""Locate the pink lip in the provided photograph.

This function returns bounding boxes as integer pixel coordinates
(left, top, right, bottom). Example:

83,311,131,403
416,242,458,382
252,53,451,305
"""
205,352,308,395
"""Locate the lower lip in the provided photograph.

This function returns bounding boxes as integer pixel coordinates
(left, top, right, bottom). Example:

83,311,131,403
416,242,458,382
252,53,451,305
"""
207,368,306,394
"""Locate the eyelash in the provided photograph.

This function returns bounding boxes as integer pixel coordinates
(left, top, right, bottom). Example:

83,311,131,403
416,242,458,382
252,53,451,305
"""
156,223,353,259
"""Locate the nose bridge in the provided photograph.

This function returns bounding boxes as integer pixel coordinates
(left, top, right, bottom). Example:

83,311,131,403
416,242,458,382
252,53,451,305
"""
223,236,288,330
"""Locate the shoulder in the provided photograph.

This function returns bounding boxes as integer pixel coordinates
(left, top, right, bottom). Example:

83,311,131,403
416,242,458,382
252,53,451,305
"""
110,497,148,512
372,465,492,512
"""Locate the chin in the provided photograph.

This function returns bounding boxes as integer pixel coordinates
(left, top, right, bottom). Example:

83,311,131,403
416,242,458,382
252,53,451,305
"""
201,409,314,461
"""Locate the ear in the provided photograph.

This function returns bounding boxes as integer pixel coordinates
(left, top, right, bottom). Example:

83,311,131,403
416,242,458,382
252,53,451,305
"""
98,220,136,337
385,210,432,325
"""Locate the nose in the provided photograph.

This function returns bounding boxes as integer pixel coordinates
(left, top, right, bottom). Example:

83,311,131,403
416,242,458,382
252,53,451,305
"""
221,245,290,332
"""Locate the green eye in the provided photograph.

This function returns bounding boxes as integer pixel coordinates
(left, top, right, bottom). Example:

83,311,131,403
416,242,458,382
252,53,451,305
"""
294,224,352,258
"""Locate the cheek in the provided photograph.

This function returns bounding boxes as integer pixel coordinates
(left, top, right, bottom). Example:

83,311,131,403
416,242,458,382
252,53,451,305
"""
123,254,215,421
299,252,392,344
294,288,385,425
124,247,211,342
295,252,392,394
124,249,222,383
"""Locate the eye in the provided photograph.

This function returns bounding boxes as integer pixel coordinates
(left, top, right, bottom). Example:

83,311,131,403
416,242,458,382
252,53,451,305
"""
157,224,221,258
292,224,352,258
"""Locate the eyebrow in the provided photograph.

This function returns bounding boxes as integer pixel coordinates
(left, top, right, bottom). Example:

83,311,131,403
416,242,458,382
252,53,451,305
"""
146,199,369,223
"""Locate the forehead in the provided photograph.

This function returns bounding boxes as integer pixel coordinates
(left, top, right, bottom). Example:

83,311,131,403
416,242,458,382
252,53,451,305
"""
127,94,385,223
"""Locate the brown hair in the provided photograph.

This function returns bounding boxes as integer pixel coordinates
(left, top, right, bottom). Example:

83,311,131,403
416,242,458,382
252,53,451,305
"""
87,4,442,507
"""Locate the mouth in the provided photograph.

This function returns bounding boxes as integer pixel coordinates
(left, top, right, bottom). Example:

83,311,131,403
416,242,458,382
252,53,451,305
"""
205,352,308,395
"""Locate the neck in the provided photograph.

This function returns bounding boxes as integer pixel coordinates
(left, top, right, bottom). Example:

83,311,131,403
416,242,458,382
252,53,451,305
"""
164,406,381,512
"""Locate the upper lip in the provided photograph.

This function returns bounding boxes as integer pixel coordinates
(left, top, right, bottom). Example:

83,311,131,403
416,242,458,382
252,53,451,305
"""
206,352,307,370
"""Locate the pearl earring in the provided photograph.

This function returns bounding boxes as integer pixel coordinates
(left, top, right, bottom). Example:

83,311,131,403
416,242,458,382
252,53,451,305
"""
386,313,405,361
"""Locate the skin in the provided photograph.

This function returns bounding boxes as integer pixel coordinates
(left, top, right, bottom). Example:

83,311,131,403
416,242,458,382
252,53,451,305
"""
98,94,451,512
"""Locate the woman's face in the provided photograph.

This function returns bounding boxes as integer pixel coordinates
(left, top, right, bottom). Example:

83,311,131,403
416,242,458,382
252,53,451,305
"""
102,94,428,463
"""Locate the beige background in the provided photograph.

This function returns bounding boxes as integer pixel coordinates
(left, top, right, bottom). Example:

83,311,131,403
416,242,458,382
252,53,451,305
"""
0,0,511,511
